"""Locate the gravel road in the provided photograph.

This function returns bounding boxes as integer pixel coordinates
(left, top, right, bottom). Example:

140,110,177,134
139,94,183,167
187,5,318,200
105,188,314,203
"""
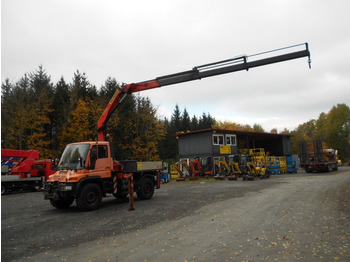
2,166,350,262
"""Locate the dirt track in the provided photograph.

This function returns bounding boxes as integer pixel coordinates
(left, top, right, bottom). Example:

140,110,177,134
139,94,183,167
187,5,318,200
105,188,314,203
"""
2,167,350,262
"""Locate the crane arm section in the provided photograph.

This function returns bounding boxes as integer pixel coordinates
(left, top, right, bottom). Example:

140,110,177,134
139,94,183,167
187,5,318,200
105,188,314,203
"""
97,43,310,141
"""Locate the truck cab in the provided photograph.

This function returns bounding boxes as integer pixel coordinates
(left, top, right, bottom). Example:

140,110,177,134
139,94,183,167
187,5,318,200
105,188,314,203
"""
52,141,114,181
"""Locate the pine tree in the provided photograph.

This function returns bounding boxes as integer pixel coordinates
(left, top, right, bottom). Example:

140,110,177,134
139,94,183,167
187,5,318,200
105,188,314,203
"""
190,115,199,131
181,108,191,132
27,66,54,158
171,104,181,132
131,96,165,161
52,77,71,152
108,94,136,160
199,112,215,129
166,104,182,159
5,75,32,150
70,71,90,108
1,79,13,148
99,77,121,105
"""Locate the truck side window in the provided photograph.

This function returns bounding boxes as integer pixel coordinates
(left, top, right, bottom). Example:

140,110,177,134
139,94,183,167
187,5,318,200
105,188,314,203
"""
90,146,97,169
98,145,107,158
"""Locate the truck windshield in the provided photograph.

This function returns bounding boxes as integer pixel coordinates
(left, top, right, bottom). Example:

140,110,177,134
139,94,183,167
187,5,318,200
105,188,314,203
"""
58,144,90,170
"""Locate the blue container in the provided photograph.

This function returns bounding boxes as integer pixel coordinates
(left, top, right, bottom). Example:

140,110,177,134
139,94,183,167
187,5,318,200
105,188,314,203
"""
160,172,169,183
286,155,297,174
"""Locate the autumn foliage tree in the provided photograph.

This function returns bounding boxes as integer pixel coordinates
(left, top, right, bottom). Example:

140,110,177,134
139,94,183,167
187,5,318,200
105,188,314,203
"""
213,121,264,132
59,99,103,149
325,104,350,159
131,96,166,161
290,103,350,161
1,76,32,150
1,68,55,158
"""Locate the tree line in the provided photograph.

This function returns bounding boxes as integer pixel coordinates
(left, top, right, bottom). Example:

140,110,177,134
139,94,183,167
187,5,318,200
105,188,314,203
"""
212,104,350,161
1,66,215,161
289,103,350,161
2,66,349,162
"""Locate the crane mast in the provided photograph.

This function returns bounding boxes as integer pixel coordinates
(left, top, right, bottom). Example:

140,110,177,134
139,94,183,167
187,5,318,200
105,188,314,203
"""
97,43,311,141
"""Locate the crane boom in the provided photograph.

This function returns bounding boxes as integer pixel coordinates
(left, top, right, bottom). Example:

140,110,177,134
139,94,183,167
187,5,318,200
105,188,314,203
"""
98,43,311,141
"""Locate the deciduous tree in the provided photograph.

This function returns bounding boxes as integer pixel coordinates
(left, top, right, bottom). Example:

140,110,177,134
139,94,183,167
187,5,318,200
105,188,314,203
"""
325,104,350,159
60,99,103,149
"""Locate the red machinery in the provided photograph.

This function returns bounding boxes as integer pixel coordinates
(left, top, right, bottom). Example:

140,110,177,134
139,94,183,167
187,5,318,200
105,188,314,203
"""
175,158,213,180
1,149,56,194
189,158,213,177
43,43,311,211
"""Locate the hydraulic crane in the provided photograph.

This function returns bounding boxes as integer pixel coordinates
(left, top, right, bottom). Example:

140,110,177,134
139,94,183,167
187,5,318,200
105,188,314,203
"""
97,43,311,141
44,43,311,211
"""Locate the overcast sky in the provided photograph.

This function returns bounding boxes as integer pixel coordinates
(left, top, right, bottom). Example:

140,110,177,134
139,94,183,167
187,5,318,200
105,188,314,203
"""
2,0,350,132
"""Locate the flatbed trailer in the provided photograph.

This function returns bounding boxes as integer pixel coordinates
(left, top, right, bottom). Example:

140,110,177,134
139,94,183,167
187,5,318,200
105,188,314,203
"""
1,175,43,194
299,140,338,173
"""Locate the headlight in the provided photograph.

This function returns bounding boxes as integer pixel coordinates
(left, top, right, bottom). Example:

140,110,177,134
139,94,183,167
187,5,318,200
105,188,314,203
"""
60,184,73,191
63,185,73,191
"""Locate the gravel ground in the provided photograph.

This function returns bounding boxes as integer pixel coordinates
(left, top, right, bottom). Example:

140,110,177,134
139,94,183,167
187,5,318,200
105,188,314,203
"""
2,166,350,262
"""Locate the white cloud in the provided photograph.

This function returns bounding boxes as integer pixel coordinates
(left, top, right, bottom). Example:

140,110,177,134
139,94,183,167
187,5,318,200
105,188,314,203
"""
2,0,350,132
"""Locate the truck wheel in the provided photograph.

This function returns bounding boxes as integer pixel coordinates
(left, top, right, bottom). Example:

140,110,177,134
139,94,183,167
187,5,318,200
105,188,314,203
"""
50,197,75,209
76,183,102,211
136,177,154,200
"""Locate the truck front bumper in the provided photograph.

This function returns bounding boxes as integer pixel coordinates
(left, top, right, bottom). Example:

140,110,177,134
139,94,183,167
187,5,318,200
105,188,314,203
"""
43,181,76,200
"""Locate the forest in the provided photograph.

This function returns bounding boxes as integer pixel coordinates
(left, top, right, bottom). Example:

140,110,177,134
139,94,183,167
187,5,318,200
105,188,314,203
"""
2,66,350,162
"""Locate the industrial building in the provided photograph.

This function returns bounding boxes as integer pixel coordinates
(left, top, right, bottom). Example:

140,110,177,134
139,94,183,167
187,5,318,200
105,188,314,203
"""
176,128,291,160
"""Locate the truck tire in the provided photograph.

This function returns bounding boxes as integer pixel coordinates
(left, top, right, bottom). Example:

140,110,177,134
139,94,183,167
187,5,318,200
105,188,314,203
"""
50,197,75,209
76,183,102,211
136,177,154,200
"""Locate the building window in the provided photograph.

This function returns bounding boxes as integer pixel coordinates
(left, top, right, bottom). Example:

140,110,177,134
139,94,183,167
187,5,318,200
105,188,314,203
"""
226,135,237,146
213,134,224,145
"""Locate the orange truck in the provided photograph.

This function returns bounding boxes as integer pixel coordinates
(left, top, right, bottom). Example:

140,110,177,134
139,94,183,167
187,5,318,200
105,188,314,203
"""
43,43,311,211
1,149,56,194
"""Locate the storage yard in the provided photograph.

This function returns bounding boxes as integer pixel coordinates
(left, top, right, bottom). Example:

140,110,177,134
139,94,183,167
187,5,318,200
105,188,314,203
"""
2,166,350,262
1,41,349,261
